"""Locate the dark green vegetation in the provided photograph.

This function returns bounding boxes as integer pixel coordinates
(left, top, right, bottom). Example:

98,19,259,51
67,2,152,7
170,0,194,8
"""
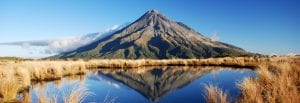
0,57,32,61
53,10,251,59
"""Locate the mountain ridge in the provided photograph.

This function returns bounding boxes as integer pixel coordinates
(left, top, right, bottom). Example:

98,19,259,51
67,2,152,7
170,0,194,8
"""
51,10,251,59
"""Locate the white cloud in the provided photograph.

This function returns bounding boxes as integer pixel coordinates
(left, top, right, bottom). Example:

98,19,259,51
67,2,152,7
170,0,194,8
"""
210,32,220,42
287,53,296,56
21,42,31,48
0,24,127,55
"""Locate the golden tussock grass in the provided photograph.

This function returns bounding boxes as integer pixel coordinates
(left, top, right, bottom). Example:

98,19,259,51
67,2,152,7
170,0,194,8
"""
0,68,30,102
202,56,300,103
0,74,19,102
237,61,300,103
0,60,88,102
204,84,230,103
62,84,93,103
36,83,92,103
85,56,294,68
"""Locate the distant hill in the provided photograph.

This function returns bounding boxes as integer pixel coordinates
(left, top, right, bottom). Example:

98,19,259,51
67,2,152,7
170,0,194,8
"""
52,10,251,59
0,57,32,61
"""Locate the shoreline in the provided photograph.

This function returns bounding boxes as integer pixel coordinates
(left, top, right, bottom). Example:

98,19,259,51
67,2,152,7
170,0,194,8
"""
0,56,299,102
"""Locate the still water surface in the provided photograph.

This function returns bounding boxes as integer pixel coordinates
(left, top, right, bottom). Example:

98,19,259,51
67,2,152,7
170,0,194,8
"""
23,66,256,103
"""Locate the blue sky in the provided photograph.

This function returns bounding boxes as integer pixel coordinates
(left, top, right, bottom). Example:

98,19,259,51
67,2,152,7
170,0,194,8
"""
0,0,299,58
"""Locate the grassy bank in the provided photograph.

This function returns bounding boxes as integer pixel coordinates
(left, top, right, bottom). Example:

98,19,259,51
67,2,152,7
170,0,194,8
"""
0,61,88,102
204,57,300,103
0,56,299,102
237,61,299,103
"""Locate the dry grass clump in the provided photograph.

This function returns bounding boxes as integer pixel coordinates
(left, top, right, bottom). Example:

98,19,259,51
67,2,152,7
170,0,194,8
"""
237,78,263,103
36,83,92,103
204,84,230,103
0,68,30,102
62,84,93,103
0,60,89,102
238,62,300,103
202,57,299,103
0,71,20,102
15,67,31,88
0,60,88,82
23,61,87,81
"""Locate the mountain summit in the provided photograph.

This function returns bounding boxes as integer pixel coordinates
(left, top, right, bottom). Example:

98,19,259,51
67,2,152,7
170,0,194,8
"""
53,10,250,59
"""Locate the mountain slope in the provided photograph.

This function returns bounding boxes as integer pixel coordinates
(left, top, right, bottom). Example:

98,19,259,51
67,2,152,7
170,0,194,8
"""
53,10,250,59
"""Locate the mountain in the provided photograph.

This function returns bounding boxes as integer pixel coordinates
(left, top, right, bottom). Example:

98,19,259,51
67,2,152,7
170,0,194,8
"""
53,10,251,59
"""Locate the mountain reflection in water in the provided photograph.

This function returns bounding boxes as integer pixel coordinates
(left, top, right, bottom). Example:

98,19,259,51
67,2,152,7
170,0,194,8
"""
23,66,255,103
98,66,214,101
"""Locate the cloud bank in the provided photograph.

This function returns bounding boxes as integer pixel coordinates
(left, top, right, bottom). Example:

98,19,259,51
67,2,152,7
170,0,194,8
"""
0,24,127,54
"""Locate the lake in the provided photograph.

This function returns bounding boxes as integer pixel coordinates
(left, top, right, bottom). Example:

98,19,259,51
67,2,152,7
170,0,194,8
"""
19,66,256,103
